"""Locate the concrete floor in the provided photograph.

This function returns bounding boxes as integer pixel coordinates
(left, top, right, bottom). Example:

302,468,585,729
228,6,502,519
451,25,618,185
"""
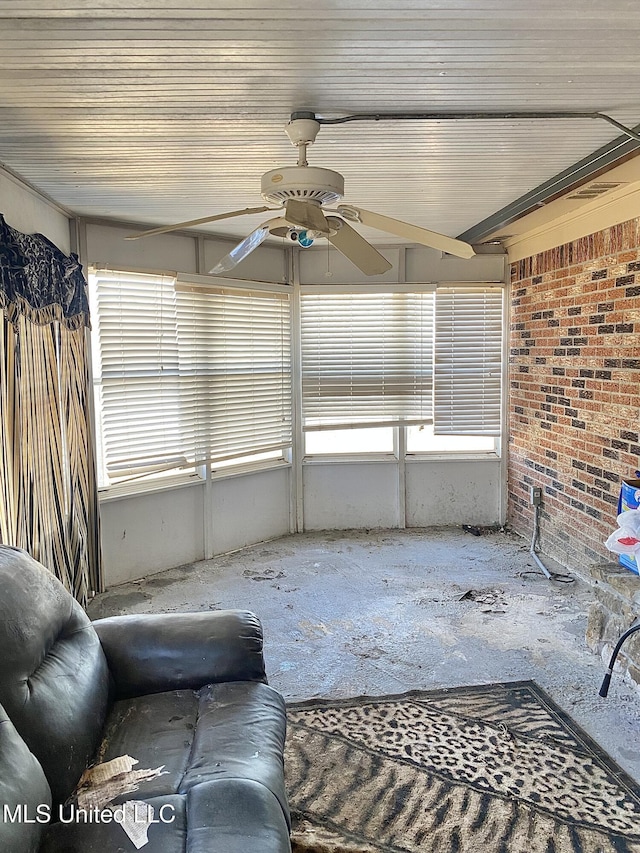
88,526,640,784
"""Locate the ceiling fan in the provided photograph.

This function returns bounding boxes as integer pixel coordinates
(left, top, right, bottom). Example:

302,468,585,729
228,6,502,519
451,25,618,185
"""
126,113,475,276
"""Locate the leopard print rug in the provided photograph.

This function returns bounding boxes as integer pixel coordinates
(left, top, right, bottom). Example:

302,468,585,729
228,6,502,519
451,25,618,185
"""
285,681,640,853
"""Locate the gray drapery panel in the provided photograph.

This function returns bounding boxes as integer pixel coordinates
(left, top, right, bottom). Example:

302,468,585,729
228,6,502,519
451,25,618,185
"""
0,213,102,603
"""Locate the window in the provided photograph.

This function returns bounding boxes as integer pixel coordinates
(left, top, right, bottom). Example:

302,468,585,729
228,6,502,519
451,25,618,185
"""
300,289,434,431
406,424,497,454
433,286,503,436
300,284,502,456
90,272,502,487
89,270,184,484
89,270,292,487
175,281,292,467
305,427,394,456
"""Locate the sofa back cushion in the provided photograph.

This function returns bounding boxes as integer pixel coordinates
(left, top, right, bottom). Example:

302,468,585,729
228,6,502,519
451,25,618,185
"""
0,703,52,853
0,546,111,804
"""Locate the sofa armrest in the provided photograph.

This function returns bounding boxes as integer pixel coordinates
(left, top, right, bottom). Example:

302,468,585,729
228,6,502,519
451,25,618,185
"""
93,609,267,699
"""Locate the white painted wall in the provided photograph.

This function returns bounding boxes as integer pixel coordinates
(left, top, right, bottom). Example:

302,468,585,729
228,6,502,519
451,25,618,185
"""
99,467,292,587
99,483,205,586
1,167,70,253
405,459,502,526
209,467,291,555
303,462,400,530
203,237,287,283
404,245,507,283
299,246,401,283
302,459,502,531
298,243,506,285
86,221,199,274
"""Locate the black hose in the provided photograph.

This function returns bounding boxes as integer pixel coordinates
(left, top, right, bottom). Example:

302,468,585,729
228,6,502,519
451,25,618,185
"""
530,505,574,583
599,622,640,697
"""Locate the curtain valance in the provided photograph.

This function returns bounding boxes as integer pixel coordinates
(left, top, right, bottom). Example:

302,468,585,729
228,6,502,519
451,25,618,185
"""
0,213,89,329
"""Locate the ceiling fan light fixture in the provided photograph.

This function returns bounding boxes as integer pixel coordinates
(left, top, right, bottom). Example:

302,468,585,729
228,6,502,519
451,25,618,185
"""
297,230,315,247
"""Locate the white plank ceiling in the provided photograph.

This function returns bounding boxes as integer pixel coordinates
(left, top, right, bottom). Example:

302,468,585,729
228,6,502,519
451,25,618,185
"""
1,1,640,247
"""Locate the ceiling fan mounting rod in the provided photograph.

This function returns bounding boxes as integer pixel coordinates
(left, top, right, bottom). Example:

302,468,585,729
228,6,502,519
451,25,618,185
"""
289,110,640,142
285,115,321,165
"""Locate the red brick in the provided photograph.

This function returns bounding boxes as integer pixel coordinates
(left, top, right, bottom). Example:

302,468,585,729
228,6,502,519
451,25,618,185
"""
508,217,640,570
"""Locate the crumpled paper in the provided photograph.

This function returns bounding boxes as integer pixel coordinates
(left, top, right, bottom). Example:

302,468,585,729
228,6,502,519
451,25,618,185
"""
115,801,155,850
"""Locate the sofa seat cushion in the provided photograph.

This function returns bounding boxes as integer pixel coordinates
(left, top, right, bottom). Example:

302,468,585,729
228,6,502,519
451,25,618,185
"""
97,690,198,798
88,680,289,829
40,794,186,853
42,783,289,853
188,779,290,853
179,681,289,826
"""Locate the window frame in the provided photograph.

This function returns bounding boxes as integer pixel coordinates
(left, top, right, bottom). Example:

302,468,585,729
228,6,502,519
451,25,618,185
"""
89,271,505,497
299,281,504,462
299,284,436,433
88,268,293,494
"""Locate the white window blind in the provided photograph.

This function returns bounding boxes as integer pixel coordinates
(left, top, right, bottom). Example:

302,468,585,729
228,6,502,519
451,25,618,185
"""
91,270,292,482
434,286,503,435
300,290,434,430
92,269,185,478
175,282,292,465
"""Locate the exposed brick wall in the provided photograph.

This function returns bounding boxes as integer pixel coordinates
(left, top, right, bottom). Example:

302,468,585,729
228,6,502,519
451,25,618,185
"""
508,218,640,570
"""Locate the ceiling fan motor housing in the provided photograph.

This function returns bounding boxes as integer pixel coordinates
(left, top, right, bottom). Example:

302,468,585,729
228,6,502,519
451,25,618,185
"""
261,165,344,206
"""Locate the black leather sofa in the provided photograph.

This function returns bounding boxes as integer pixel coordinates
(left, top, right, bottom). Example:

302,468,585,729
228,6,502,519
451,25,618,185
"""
0,544,291,853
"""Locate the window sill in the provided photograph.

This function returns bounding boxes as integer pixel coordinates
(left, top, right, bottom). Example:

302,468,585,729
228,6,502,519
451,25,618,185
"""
303,454,398,464
209,459,291,481
98,472,203,502
302,452,501,465
98,460,292,502
406,452,501,462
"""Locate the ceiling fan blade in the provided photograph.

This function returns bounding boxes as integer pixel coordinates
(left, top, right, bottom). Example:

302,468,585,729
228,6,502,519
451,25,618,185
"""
125,206,278,240
337,205,475,259
326,217,392,276
284,198,331,235
209,223,271,274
